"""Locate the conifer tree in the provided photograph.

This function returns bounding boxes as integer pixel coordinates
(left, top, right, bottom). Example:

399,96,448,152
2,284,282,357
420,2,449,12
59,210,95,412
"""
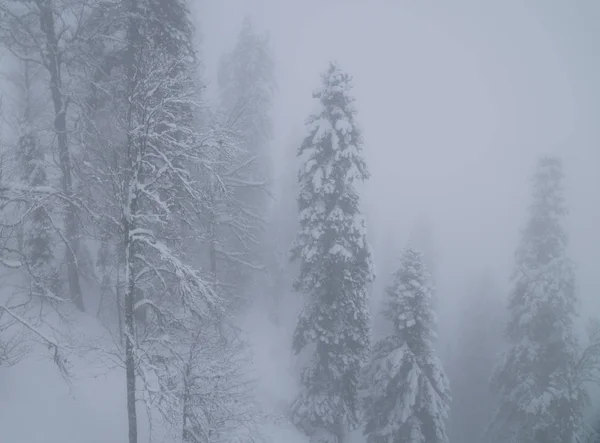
489,156,586,443
363,248,450,443
291,62,374,443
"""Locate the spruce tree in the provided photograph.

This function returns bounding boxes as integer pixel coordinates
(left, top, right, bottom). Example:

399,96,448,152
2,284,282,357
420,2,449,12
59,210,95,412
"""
489,156,586,443
291,62,374,443
363,248,450,443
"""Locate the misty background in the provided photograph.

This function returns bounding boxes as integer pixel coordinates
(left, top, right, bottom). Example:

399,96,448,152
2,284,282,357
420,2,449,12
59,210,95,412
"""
0,0,599,442
200,0,600,329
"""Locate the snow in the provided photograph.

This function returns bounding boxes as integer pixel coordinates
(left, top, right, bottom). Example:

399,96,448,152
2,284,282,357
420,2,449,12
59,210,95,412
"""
364,248,449,443
291,63,374,440
0,257,23,268
0,283,309,443
329,243,352,259
312,166,324,191
0,356,130,443
0,310,136,443
310,117,332,146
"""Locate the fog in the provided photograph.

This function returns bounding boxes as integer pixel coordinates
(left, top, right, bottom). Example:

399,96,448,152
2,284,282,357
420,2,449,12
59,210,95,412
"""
0,1,599,442
200,0,600,326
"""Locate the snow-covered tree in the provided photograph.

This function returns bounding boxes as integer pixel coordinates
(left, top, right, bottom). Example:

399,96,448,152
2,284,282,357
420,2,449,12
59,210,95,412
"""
489,156,586,443
407,217,437,283
196,117,266,311
176,321,263,443
291,62,374,443
119,24,213,443
12,61,59,297
70,1,221,441
0,0,88,311
577,319,600,443
69,2,270,442
363,248,450,443
0,56,59,298
0,97,69,375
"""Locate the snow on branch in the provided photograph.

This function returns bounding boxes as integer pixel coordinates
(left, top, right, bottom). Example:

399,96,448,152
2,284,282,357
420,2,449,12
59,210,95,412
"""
0,303,70,380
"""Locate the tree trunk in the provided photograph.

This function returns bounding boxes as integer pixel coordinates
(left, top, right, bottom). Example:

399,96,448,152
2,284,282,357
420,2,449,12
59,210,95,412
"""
116,247,124,345
124,0,140,441
123,115,139,443
124,221,138,443
335,417,346,443
38,0,84,311
182,363,192,442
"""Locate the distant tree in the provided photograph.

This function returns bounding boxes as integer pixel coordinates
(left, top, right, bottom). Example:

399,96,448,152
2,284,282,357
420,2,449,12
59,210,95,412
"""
196,116,266,311
12,61,59,297
218,15,275,180
290,62,374,443
363,248,450,443
0,0,90,310
489,156,586,443
264,132,302,326
580,319,600,443
446,271,504,443
0,96,69,378
216,16,275,305
407,216,437,282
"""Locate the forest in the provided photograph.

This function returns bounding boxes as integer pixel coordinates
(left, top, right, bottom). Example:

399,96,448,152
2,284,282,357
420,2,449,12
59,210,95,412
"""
0,1,599,443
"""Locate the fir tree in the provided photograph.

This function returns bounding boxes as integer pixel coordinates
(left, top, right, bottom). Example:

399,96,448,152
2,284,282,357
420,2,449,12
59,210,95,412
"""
363,248,450,443
291,62,374,443
489,156,586,443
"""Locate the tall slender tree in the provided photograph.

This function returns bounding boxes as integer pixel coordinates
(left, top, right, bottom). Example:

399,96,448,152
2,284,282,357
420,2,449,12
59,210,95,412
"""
75,1,219,441
216,16,275,305
291,62,374,443
363,248,450,443
120,2,214,441
489,156,586,443
218,15,275,175
0,0,87,310
196,117,265,311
